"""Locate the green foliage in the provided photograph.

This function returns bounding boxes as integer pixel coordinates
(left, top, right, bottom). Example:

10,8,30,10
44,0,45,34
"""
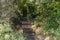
41,1,60,40
0,23,24,40
15,0,60,39
0,0,60,40
0,0,24,40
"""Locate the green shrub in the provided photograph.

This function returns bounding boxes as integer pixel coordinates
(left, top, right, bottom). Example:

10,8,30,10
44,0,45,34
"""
0,23,24,40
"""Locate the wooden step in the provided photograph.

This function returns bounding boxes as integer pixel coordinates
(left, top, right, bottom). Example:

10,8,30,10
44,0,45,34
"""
21,20,34,25
22,22,34,25
22,25,32,28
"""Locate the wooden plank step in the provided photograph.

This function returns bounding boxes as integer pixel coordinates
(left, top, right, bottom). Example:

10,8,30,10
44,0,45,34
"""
22,25,32,28
21,21,34,25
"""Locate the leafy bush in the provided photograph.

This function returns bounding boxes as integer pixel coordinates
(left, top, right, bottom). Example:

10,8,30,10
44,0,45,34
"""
0,23,24,40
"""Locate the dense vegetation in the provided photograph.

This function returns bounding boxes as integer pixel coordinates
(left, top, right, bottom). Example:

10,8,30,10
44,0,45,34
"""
0,0,60,40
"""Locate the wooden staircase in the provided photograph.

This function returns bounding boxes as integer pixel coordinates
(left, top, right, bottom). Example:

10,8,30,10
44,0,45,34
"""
19,20,50,40
21,20,34,28
21,20,37,40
